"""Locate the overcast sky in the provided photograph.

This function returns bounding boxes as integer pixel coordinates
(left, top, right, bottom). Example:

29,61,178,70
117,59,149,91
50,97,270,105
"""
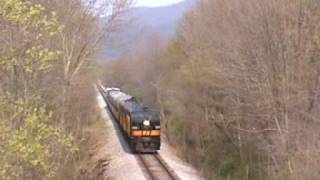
135,0,185,7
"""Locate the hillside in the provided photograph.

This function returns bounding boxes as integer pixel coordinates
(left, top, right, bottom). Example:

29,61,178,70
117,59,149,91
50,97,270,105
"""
101,0,195,59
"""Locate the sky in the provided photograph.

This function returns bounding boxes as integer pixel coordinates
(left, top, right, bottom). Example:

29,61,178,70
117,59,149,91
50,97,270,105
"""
135,0,185,7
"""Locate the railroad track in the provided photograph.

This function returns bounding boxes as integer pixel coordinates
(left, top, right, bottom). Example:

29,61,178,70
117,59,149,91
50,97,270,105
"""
137,153,180,180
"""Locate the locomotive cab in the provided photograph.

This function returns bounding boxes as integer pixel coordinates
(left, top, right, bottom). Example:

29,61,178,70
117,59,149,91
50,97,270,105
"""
130,110,161,152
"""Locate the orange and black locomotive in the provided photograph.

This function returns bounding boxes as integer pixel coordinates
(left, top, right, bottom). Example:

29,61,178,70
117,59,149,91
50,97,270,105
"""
101,86,161,152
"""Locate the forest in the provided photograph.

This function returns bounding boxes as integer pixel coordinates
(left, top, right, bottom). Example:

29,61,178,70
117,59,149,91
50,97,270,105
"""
1,0,319,179
0,0,130,179
102,0,320,179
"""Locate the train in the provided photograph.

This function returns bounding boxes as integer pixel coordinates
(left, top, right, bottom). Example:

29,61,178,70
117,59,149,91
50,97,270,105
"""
99,85,161,152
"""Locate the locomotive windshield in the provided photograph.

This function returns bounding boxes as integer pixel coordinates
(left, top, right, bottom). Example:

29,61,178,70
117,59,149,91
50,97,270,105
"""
131,111,160,123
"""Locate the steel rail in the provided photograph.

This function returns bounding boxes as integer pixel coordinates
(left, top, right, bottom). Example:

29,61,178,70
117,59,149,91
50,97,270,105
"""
137,153,180,180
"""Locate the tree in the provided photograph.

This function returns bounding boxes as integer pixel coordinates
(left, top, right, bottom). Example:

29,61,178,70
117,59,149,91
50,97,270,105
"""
50,0,132,126
0,1,76,179
102,0,320,179
1,0,133,178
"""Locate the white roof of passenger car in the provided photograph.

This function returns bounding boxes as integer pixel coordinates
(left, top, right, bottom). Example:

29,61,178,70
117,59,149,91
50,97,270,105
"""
106,87,120,92
109,91,133,103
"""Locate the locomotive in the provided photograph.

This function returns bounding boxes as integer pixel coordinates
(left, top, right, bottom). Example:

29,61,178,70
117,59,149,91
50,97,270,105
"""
99,85,161,152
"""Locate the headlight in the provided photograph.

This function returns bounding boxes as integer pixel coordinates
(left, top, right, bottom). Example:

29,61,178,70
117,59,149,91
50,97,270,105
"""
143,120,150,126
132,126,139,130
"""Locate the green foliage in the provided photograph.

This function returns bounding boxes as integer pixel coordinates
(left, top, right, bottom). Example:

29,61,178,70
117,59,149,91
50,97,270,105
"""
0,98,77,180
0,0,63,81
0,1,78,179
217,159,242,180
0,0,62,33
25,47,62,72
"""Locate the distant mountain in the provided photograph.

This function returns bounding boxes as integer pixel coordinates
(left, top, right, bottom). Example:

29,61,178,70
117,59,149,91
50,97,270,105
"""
133,0,195,37
101,0,196,60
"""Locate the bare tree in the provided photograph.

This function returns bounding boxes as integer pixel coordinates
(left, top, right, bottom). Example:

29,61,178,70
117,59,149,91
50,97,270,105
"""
102,0,320,179
48,0,132,125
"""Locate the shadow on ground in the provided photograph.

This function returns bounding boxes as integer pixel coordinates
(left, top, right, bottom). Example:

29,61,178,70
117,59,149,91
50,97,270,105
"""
103,104,134,154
